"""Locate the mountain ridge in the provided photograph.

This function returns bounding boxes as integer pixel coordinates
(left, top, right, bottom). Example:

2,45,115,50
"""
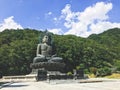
0,28,120,76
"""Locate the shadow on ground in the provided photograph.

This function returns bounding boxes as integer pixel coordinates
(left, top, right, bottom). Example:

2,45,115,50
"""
4,83,28,88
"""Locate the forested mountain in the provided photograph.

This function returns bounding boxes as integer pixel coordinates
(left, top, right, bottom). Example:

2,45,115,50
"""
0,28,120,76
89,28,120,59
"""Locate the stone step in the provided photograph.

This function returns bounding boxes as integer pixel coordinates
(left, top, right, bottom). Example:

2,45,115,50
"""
1,74,37,82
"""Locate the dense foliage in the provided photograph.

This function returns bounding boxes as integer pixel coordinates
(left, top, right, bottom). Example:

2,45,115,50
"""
0,28,120,76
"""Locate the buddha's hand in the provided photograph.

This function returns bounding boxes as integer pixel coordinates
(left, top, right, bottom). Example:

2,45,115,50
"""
37,54,45,58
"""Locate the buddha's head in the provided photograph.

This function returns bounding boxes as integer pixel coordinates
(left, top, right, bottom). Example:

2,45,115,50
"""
42,35,49,43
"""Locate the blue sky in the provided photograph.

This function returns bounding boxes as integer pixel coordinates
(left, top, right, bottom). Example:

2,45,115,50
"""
0,0,120,37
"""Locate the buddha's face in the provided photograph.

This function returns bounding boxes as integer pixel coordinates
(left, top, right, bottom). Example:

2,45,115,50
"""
42,35,48,43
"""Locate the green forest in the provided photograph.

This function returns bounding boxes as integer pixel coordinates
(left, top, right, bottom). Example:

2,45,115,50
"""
0,28,120,77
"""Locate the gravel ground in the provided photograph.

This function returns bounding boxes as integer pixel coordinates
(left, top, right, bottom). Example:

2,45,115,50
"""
1,79,120,90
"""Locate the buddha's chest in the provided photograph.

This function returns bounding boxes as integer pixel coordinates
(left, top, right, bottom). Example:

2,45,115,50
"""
41,44,48,50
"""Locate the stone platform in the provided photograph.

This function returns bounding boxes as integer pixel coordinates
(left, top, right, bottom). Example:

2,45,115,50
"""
1,79,120,90
0,74,37,82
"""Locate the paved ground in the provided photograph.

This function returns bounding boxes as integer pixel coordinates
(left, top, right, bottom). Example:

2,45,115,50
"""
1,79,120,90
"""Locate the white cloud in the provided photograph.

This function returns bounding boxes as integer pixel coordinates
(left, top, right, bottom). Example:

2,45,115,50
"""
61,4,80,28
45,12,52,17
53,17,57,21
59,2,120,37
0,16,23,32
48,28,64,35
90,21,120,34
48,12,52,15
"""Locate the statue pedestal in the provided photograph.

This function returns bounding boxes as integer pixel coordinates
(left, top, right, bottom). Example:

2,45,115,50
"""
30,62,65,81
30,62,65,71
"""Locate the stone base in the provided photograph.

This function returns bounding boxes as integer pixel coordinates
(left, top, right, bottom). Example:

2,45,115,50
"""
30,62,65,71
